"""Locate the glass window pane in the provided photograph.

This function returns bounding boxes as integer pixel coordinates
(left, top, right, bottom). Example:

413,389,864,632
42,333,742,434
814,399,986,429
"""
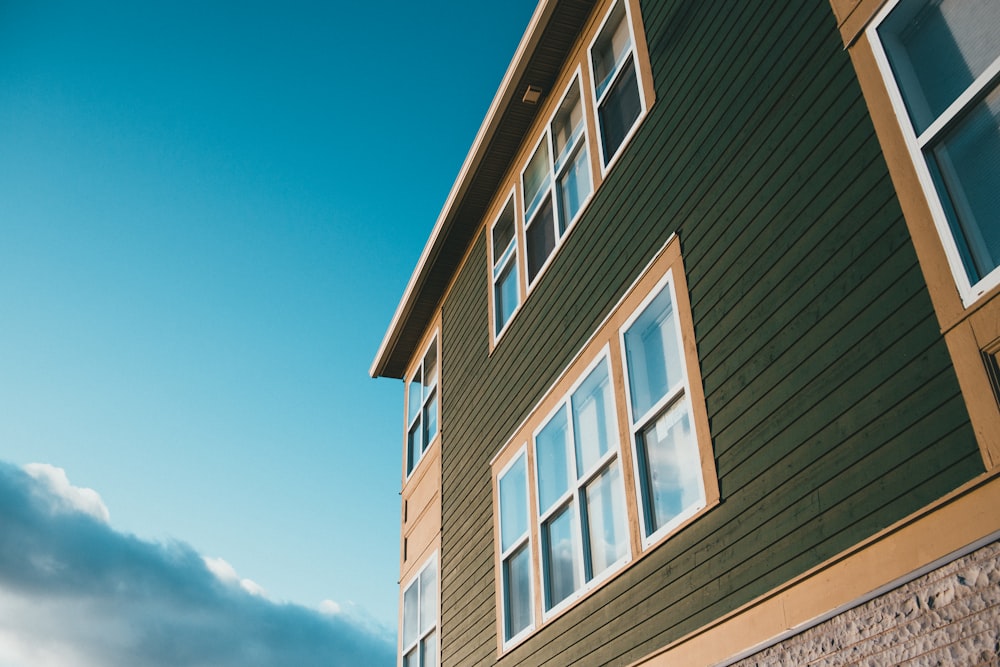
880,0,1000,134
421,633,437,667
553,84,585,169
492,200,516,268
557,144,592,230
599,56,642,165
624,283,685,421
499,453,529,552
571,360,616,477
536,406,572,513
407,419,422,475
419,565,437,636
495,258,520,334
403,647,418,667
503,543,532,640
525,197,556,283
523,140,552,220
542,503,580,610
423,391,438,448
423,344,437,391
402,580,418,648
637,400,705,536
407,371,422,424
592,1,632,99
584,462,628,576
929,85,1000,283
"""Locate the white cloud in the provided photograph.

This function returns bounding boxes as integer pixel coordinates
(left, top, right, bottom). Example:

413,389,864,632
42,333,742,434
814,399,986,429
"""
318,600,342,615
23,463,110,523
203,556,267,597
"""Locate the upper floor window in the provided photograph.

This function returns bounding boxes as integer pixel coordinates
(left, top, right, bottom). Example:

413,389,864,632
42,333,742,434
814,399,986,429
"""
406,337,439,477
497,448,533,645
870,0,1000,305
522,76,594,285
590,0,647,169
492,195,521,337
401,555,438,667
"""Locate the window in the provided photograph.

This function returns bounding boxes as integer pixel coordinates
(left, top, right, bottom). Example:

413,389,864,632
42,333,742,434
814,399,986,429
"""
590,0,647,169
535,355,629,613
497,449,533,644
871,0,1000,304
401,556,437,667
521,76,594,285
491,236,718,652
621,274,706,542
491,195,520,337
406,338,439,477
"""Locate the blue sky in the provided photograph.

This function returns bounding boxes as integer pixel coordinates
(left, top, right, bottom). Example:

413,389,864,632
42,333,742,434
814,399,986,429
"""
0,1,538,663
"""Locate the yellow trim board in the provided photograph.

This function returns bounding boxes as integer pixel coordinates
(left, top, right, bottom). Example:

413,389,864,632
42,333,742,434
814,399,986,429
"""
631,472,1000,666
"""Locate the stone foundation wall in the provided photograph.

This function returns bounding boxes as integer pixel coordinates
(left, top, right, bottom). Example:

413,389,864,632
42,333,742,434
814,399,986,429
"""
730,541,1000,666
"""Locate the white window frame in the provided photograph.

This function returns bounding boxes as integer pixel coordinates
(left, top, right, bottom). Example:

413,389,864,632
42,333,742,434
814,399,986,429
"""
531,347,631,619
520,70,595,291
619,269,707,548
588,0,649,175
490,190,522,342
496,445,535,648
405,336,439,479
868,0,1000,307
400,553,438,667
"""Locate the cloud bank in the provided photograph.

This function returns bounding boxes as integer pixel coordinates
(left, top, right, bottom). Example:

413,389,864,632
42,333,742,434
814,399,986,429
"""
0,461,395,667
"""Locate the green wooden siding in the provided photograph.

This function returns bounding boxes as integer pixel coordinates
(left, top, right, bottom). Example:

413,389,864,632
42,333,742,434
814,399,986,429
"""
437,0,984,665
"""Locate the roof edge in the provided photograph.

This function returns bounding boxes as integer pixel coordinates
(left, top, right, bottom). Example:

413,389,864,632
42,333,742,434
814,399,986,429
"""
370,0,559,379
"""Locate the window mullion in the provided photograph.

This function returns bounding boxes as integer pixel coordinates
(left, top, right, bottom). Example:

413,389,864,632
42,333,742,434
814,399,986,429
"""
916,56,1000,148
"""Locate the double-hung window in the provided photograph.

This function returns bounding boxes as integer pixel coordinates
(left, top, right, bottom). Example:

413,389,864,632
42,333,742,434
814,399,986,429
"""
534,354,629,614
497,449,533,644
522,76,594,285
491,195,520,337
871,0,1000,304
590,0,646,169
621,274,707,542
406,339,439,477
401,556,437,667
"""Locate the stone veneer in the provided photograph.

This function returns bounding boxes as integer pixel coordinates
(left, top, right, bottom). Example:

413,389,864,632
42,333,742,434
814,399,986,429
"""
730,541,1000,666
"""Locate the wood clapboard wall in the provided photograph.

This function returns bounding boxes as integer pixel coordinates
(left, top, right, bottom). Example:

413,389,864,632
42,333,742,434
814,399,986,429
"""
437,0,985,665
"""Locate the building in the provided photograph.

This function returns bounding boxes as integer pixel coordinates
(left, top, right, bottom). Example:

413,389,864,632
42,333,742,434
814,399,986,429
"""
371,0,1000,664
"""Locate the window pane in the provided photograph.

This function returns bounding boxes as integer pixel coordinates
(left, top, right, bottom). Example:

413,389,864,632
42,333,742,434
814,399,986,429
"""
584,462,628,576
523,140,552,220
423,391,438,448
403,647,418,667
402,580,418,648
407,419,422,475
592,1,632,99
637,400,705,536
499,453,528,552
421,633,437,667
542,503,580,610
492,200,516,268
557,143,592,230
495,258,519,334
599,56,642,165
553,84,585,169
525,197,556,283
503,543,532,640
624,283,685,421
423,344,437,391
407,370,422,424
419,565,437,636
929,85,1000,283
536,406,572,513
571,359,616,477
880,0,1000,134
